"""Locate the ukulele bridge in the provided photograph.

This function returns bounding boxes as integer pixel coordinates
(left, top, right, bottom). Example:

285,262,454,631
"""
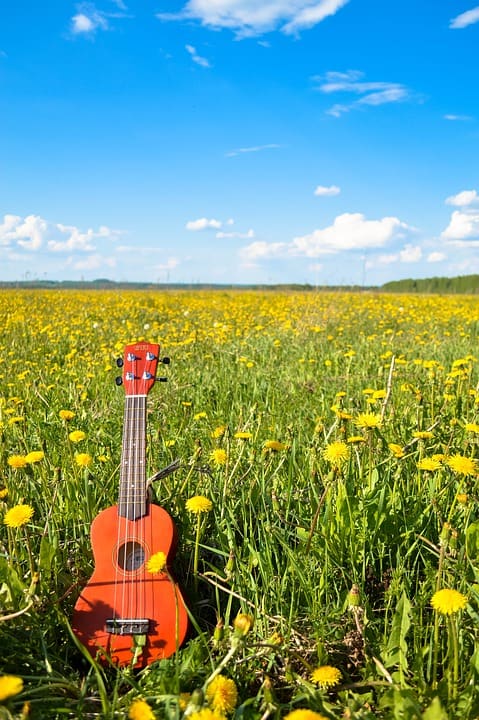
105,618,150,635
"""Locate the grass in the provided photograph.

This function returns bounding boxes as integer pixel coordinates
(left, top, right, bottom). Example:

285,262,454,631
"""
0,288,479,719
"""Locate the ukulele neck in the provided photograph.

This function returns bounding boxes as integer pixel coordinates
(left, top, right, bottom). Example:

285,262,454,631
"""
118,395,148,520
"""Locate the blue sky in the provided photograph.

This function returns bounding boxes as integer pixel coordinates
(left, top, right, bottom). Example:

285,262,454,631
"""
1,1,479,286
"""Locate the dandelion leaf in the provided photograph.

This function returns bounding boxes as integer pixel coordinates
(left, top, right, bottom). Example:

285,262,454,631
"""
384,591,411,675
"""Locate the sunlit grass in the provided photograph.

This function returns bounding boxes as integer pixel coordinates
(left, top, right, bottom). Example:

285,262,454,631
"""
1,288,479,719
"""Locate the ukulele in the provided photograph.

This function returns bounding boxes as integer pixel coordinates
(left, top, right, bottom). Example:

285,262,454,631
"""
72,342,188,667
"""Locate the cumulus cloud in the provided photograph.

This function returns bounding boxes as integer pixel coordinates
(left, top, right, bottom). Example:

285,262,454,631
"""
73,254,116,270
441,210,479,243
185,44,211,68
445,189,479,207
428,251,446,262
314,184,340,196
185,217,222,231
442,189,479,245
216,229,255,239
71,4,109,34
377,244,422,264
157,0,349,37
313,70,412,117
450,6,479,29
290,213,411,256
239,213,412,262
444,114,473,121
0,213,120,253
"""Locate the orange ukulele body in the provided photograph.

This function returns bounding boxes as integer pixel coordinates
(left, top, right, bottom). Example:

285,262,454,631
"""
72,343,188,667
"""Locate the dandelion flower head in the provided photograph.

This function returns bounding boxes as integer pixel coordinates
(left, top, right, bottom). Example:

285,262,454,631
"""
431,588,467,615
263,440,287,452
417,458,442,472
4,504,34,528
128,698,156,720
75,453,93,467
205,675,238,715
447,454,477,476
186,495,213,514
69,430,86,443
311,665,342,689
25,451,44,464
146,551,167,575
188,709,225,720
355,412,381,429
7,455,27,469
210,448,227,466
0,675,23,701
322,441,349,466
283,711,329,720
59,409,75,421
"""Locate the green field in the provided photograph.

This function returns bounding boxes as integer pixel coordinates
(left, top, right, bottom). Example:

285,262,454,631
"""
1,289,479,720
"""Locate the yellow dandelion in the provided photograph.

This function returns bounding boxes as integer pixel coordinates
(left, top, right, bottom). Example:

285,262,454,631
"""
212,425,227,439
347,435,366,444
69,430,86,443
75,453,92,467
355,412,381,429
233,612,254,636
186,495,213,514
456,493,468,505
7,455,27,469
59,409,75,421
189,709,224,720
234,431,252,440
128,698,156,720
8,416,24,425
0,488,8,500
25,450,44,464
194,411,207,421
412,430,434,439
146,551,167,575
205,675,238,715
283,711,329,720
447,454,477,476
417,458,442,472
388,443,404,458
311,665,342,689
263,440,287,452
322,441,349,466
431,588,467,615
465,422,479,433
0,675,24,701
4,504,34,528
210,448,227,466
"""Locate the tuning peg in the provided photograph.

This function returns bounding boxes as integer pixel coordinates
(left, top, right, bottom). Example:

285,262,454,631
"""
157,376,168,382
161,356,170,365
116,357,124,367
115,376,123,386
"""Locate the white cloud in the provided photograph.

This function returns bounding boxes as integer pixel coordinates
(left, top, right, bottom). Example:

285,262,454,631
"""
157,0,349,37
155,257,180,271
313,70,412,117
240,240,288,260
290,213,411,256
445,189,479,207
186,217,222,231
441,210,479,243
0,213,120,253
450,6,479,29
314,184,340,196
399,244,422,262
428,251,446,262
185,44,211,68
71,4,109,34
226,144,281,157
72,254,116,270
444,114,473,121
216,229,255,239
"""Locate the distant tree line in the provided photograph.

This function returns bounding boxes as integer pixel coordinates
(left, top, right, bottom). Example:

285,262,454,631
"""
381,275,479,294
1,275,479,293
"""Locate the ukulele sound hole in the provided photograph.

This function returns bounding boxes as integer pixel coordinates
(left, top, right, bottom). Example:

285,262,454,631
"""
117,541,145,571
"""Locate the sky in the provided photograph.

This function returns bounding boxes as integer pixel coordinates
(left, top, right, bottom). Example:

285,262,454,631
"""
1,1,479,286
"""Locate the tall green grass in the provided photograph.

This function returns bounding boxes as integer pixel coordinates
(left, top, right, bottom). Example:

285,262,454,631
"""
0,289,479,719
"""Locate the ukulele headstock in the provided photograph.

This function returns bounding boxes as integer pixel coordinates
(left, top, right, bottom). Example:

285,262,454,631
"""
116,342,166,396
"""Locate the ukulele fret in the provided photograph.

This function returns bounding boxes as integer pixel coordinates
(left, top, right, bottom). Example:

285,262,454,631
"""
118,395,147,520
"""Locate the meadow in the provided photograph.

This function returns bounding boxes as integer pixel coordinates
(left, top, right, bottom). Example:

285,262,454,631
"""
1,288,479,720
